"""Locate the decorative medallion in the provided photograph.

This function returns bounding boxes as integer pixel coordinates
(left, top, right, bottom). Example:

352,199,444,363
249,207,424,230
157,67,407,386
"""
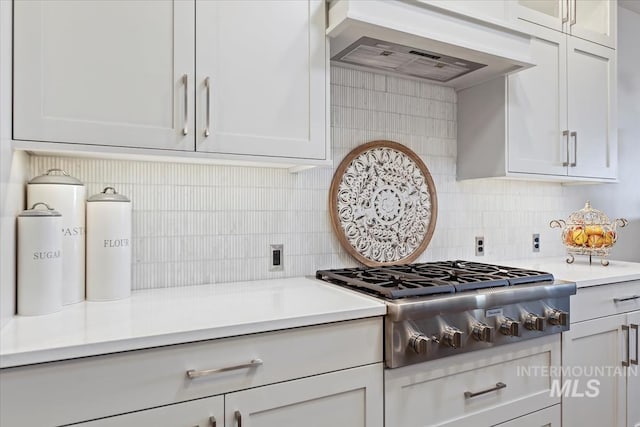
329,140,438,266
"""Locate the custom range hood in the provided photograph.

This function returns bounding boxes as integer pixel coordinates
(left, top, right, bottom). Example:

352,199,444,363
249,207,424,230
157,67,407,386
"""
327,0,534,89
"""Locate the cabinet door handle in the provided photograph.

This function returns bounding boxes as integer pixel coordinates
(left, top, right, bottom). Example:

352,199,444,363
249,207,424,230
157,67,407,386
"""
464,382,506,399
204,77,211,137
182,74,189,136
614,295,640,303
186,358,263,379
562,0,569,23
209,416,216,427
632,324,639,366
235,410,242,427
623,325,630,367
562,130,570,166
570,0,576,25
570,131,577,167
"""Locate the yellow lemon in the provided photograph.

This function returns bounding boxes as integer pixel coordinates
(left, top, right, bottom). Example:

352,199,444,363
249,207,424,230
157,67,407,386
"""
572,228,588,246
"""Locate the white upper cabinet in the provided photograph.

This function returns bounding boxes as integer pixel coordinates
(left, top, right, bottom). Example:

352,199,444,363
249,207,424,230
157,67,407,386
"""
13,0,195,151
567,37,617,179
508,25,567,176
13,0,329,164
517,0,566,31
195,1,327,160
516,0,616,48
457,21,617,182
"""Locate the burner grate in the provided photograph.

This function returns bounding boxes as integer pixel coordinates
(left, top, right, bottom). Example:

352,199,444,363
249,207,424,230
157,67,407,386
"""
316,261,554,300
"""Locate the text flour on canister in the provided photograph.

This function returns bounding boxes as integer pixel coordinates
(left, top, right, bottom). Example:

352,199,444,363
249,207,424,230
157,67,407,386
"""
86,186,132,301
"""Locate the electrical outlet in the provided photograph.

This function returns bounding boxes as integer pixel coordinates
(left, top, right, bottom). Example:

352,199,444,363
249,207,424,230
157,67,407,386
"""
269,244,283,271
475,236,484,256
532,233,540,253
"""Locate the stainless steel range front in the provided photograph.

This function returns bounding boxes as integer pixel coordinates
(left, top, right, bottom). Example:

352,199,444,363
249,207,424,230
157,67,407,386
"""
316,260,576,368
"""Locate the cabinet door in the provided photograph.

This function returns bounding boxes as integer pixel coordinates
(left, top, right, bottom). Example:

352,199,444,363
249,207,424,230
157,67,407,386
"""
570,0,616,48
508,25,568,176
495,404,561,427
627,311,640,427
13,0,195,151
196,0,327,160
516,0,566,31
385,336,560,427
567,37,617,179
225,364,383,427
562,314,626,427
73,395,223,427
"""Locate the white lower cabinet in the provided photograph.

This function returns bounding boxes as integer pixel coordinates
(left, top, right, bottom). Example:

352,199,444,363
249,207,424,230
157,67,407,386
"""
385,335,560,427
627,311,640,427
561,280,640,427
72,396,224,427
494,404,561,427
73,364,382,427
0,318,383,427
225,364,382,427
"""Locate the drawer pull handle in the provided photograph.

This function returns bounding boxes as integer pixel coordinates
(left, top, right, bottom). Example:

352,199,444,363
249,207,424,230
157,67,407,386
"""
614,295,640,303
464,382,506,399
632,324,639,366
623,325,631,367
186,358,263,379
182,74,189,136
204,76,211,137
562,130,570,166
235,410,242,427
209,416,216,427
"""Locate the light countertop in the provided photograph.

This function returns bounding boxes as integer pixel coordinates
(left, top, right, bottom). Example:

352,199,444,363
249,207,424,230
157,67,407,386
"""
0,277,386,368
503,257,640,288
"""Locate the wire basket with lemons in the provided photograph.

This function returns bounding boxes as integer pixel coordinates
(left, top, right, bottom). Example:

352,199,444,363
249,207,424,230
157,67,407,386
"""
550,201,628,266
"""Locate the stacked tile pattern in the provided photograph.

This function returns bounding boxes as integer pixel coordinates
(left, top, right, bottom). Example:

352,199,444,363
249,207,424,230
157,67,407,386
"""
31,66,570,290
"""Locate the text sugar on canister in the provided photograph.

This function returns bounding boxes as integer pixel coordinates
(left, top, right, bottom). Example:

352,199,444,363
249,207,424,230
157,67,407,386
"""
27,169,86,305
17,203,63,316
86,187,132,301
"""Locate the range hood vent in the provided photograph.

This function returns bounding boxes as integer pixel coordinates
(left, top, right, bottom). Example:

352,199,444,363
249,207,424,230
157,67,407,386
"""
327,0,534,89
335,37,487,83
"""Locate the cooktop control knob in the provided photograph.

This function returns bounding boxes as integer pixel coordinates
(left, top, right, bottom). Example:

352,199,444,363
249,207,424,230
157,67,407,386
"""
499,318,521,336
548,309,569,326
409,333,430,355
472,323,495,343
442,327,463,348
524,313,545,331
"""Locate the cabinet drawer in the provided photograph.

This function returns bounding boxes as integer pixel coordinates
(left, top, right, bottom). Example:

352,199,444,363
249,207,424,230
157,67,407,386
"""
571,280,640,323
0,317,382,427
385,335,560,427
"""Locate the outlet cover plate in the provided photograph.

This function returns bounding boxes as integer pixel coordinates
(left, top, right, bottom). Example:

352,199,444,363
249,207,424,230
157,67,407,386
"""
270,244,284,271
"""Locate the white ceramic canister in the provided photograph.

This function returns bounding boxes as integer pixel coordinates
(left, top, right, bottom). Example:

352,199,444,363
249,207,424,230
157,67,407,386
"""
86,187,132,301
17,203,63,316
27,169,86,305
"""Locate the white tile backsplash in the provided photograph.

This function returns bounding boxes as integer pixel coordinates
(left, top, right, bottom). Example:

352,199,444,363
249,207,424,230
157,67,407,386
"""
30,66,571,290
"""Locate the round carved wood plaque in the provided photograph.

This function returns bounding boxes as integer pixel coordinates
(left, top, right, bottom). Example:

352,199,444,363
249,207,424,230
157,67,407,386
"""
329,140,438,266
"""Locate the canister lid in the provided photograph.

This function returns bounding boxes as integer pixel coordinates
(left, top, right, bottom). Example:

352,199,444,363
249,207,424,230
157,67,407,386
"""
88,187,130,202
19,202,62,217
29,169,84,186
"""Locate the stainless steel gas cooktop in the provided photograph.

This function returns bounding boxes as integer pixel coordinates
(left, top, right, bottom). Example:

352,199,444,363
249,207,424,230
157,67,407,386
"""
317,260,576,368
